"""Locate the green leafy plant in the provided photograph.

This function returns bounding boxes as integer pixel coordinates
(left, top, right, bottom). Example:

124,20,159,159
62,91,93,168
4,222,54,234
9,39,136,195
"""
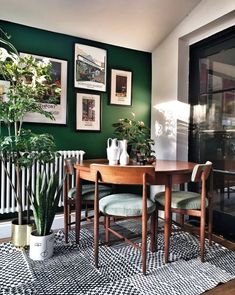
112,113,155,163
28,170,63,236
0,29,60,225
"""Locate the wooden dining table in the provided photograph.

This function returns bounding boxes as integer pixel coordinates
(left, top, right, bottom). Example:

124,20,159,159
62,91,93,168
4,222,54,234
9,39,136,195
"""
74,158,196,263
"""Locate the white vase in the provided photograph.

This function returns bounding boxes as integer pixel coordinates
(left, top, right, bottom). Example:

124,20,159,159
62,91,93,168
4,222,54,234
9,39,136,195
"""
29,230,54,260
119,139,129,165
106,138,120,165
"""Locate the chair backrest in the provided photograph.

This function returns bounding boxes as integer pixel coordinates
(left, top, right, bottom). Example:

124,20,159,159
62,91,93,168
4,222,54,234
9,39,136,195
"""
90,164,156,185
191,161,212,182
64,157,77,175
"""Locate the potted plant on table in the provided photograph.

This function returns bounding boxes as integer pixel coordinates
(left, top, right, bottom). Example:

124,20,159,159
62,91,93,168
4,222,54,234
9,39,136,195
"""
112,113,156,164
28,170,63,260
0,29,61,247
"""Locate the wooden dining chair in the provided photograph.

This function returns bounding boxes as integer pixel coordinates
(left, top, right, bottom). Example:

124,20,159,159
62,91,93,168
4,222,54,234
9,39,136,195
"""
152,161,213,262
63,158,112,243
90,164,157,275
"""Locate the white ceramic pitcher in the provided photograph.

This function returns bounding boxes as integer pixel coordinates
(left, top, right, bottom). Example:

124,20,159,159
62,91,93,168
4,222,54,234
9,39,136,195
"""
107,138,120,165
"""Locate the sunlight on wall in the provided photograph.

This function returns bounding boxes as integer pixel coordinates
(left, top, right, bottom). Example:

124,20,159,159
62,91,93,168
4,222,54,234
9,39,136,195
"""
153,100,190,138
150,100,191,200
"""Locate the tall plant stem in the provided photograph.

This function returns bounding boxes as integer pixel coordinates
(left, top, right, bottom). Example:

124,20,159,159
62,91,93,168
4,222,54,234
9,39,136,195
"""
14,121,18,137
16,163,23,225
1,158,19,203
15,109,23,224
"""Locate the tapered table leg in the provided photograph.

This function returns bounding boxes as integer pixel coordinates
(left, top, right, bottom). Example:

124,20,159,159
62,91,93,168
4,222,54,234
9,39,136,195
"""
75,170,82,244
164,175,172,264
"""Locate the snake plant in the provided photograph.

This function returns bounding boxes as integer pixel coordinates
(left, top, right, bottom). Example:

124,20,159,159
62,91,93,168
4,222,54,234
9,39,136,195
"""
28,170,63,236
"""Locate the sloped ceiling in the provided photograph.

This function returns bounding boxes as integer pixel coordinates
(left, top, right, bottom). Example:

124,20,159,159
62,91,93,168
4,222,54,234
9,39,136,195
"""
0,0,201,52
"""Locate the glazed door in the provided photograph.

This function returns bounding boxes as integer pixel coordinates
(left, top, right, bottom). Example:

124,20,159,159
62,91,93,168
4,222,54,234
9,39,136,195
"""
189,25,235,241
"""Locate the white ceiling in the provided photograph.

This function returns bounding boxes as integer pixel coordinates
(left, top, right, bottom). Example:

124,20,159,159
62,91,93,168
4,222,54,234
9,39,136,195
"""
0,0,201,52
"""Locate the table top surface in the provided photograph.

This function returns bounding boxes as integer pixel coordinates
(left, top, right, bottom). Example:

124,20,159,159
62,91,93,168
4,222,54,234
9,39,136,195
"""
75,159,196,175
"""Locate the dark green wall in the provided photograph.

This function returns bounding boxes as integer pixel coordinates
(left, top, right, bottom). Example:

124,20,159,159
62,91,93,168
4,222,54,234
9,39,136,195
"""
0,21,152,159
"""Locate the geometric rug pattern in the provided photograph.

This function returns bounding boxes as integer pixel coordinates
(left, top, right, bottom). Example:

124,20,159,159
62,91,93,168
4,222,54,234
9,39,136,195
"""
0,220,234,295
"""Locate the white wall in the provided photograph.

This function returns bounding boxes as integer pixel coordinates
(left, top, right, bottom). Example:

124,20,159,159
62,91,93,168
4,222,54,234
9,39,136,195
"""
151,0,235,163
150,0,235,198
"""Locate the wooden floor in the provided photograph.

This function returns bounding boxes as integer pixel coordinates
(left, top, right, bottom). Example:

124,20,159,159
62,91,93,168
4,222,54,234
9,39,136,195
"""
204,279,235,294
203,235,235,294
0,233,234,294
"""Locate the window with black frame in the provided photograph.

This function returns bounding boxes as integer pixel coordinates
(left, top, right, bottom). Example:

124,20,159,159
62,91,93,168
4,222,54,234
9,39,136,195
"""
189,25,235,242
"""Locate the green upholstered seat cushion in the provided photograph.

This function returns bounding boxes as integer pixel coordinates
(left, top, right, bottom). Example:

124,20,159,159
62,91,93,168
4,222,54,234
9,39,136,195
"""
153,191,208,210
99,193,156,217
68,184,111,201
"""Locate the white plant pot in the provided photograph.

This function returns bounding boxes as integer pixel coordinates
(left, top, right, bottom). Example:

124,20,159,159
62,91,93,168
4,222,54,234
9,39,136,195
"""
29,230,54,260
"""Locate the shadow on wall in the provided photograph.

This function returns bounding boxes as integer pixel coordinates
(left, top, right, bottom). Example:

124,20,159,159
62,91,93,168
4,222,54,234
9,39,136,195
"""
154,107,177,160
154,108,176,139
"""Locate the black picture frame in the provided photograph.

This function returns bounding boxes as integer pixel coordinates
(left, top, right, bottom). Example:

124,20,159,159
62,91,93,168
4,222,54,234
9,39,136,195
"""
74,43,107,92
110,69,132,106
76,92,101,131
20,53,68,125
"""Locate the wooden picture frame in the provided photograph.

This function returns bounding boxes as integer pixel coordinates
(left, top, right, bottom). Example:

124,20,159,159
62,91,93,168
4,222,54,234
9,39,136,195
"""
76,92,101,131
110,69,132,106
74,43,107,92
20,53,68,125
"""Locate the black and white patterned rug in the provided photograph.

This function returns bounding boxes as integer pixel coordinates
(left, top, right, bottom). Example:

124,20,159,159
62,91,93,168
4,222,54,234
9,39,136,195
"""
0,220,235,295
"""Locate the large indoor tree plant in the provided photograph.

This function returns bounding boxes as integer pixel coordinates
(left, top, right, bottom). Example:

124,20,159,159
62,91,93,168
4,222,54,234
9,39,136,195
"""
0,29,60,246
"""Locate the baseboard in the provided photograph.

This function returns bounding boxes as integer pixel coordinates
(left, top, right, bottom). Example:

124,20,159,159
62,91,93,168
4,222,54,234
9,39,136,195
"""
0,213,68,239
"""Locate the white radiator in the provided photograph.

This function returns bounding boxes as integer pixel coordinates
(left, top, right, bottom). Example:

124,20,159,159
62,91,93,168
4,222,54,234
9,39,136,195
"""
0,150,82,214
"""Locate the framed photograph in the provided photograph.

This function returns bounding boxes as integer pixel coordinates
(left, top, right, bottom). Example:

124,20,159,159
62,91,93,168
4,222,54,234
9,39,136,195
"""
20,53,68,125
74,43,107,92
110,69,132,106
0,80,10,102
76,93,101,131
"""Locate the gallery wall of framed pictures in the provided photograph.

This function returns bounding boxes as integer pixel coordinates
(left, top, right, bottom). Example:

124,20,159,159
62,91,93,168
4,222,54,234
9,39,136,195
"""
0,19,152,155
73,43,133,132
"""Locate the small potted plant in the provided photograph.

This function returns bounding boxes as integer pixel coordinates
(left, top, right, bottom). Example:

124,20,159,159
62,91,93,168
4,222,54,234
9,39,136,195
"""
112,113,155,164
0,29,61,246
28,170,63,260
132,137,156,165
